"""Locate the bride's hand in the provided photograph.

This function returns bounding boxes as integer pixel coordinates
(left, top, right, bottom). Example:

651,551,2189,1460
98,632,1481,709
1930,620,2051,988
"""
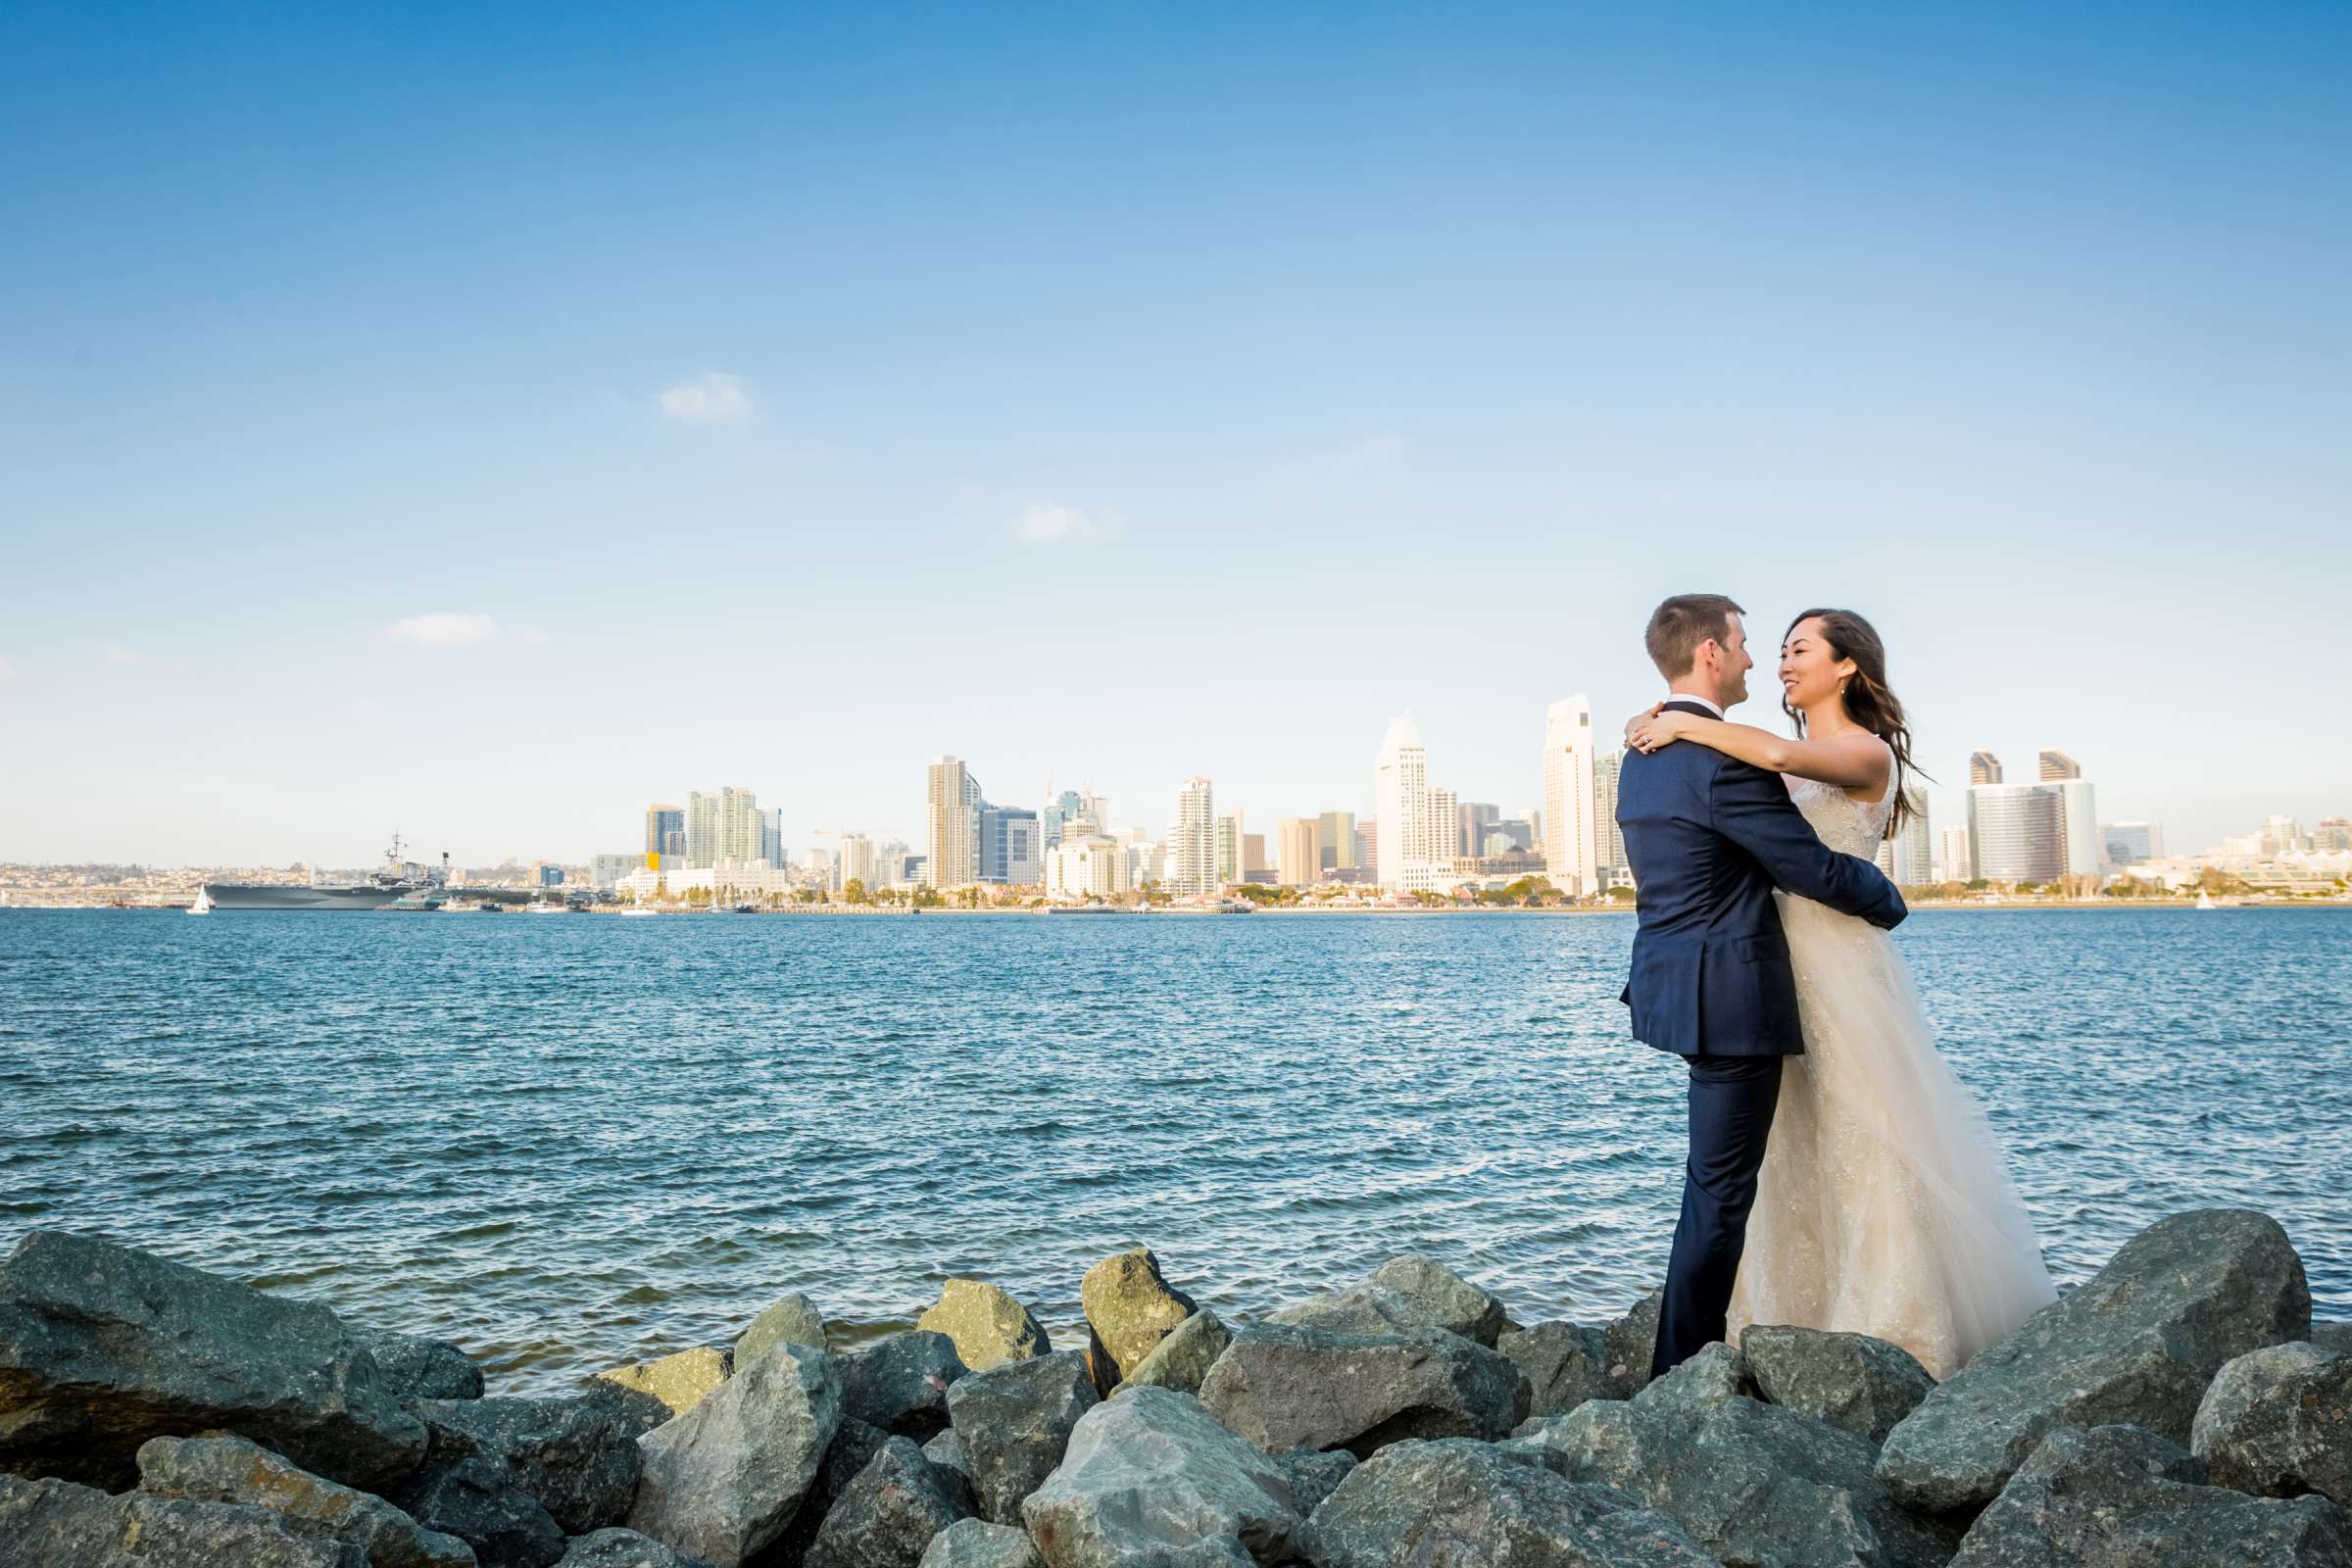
1628,708,1694,755
1623,703,1664,746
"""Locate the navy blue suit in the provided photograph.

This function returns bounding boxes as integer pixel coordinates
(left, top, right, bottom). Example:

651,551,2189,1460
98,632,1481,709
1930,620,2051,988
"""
1615,700,1906,1377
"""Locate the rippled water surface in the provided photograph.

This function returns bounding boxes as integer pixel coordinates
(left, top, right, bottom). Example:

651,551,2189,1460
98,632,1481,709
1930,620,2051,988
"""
3,907,2346,1392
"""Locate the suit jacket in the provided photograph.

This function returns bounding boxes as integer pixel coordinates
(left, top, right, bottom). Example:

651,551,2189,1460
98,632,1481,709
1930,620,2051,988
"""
1615,700,1907,1056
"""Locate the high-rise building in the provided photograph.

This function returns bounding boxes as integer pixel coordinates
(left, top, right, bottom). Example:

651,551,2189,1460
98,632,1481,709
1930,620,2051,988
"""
1457,803,1499,862
1542,697,1599,897
1374,714,1448,892
1937,824,1974,883
2312,818,2350,853
1046,832,1128,900
1872,788,1932,885
874,839,909,887
760,808,786,869
1278,818,1320,888
2259,815,2308,856
926,757,979,888
2038,751,2082,782
1426,786,1459,872
1215,810,1245,886
1593,752,1626,883
2100,821,2162,866
1168,778,1217,895
717,787,763,866
1318,810,1355,870
685,790,719,869
2052,778,2099,877
836,832,876,891
591,852,643,888
1969,751,2003,786
645,805,684,861
1242,833,1269,881
1968,785,2064,883
980,807,1042,884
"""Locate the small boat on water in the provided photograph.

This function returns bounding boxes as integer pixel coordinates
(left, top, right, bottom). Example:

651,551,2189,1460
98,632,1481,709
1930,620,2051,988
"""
616,907,658,918
524,900,566,914
2197,890,2219,910
186,889,214,915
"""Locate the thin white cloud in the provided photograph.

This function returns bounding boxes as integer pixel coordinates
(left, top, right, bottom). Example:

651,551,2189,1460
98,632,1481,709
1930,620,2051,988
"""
389,612,500,648
1018,502,1095,545
658,372,755,426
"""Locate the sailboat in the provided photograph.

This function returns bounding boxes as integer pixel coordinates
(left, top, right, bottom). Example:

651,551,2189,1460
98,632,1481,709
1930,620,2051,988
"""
186,888,214,916
2196,889,2218,910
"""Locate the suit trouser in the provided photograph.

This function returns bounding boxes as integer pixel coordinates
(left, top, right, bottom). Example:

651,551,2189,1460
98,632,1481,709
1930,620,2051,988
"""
1652,1053,1785,1380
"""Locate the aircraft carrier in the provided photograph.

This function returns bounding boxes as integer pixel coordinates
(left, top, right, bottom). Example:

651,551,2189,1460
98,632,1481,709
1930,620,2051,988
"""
203,836,448,911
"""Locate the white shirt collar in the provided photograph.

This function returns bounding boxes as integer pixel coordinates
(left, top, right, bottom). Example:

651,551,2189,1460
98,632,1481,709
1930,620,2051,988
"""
1665,692,1724,717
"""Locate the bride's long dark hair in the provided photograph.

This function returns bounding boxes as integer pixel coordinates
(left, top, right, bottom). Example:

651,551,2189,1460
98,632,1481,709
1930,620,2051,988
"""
1783,608,1927,835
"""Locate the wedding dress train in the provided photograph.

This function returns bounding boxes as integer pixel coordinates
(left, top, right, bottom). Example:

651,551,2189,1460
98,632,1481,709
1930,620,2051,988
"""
1726,775,2057,1380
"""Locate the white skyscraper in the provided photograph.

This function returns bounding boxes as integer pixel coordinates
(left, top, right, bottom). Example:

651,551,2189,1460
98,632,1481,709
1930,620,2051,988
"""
1167,777,1217,896
836,832,875,891
1542,696,1599,897
1374,713,1448,893
1938,823,1974,884
926,756,978,888
1594,751,1626,882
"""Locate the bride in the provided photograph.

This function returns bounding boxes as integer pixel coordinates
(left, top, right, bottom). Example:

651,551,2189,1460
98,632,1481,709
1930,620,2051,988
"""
1627,608,2054,1378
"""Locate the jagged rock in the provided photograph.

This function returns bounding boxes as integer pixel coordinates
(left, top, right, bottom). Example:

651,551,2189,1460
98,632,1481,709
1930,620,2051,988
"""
137,1431,474,1568
760,1418,891,1568
625,1342,842,1567
585,1382,675,1441
0,1472,368,1567
1742,1324,1936,1445
416,1393,641,1536
1266,1257,1507,1348
555,1530,695,1567
1950,1423,2351,1567
2315,1324,2352,1357
1600,1290,1662,1390
1496,1320,1618,1419
598,1348,732,1419
735,1292,829,1363
2193,1342,2352,1506
1117,1307,1230,1396
1273,1447,1356,1517
1199,1324,1528,1458
1878,1208,2311,1515
1526,1358,1958,1568
1079,1249,1200,1396
804,1434,973,1568
358,1329,486,1402
394,1448,564,1568
918,1280,1053,1373
1021,1387,1302,1567
919,1518,1047,1568
840,1330,969,1440
0,1230,428,1492
1298,1437,1714,1568
944,1349,1099,1525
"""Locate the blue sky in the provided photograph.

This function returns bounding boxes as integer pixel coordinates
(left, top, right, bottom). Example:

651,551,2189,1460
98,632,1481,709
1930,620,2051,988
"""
3,2,2346,865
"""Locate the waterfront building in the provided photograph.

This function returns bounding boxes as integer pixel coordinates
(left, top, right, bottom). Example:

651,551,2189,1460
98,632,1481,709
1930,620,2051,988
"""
760,808,786,870
1318,810,1356,871
1167,778,1217,895
2053,777,2100,877
2101,821,2162,866
1241,833,1270,882
1542,696,1600,897
1374,713,1448,893
1593,752,1626,885
836,833,876,892
1278,818,1320,887
1872,787,1932,885
1426,786,1459,871
716,788,763,866
980,807,1043,885
1938,823,1974,883
1969,751,2003,786
615,858,795,904
2260,815,2308,856
1968,784,2064,883
1127,840,1163,887
1215,810,1245,886
645,805,684,859
2038,751,2082,781
590,852,643,889
1046,832,1128,900
926,757,980,887
1457,803,1499,861
686,791,718,868
2314,817,2351,853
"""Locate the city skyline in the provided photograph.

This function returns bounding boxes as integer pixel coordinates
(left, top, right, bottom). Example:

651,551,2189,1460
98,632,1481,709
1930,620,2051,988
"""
4,5,2347,864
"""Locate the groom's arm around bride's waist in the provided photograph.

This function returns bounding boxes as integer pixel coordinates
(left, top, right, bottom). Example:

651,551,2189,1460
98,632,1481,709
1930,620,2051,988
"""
1710,762,1907,929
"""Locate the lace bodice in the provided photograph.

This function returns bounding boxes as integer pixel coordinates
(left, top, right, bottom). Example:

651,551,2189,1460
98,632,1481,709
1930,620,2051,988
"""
1786,773,1894,858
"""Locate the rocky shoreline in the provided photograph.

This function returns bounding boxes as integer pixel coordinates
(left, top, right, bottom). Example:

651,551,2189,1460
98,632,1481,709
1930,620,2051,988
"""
3,1212,2348,1566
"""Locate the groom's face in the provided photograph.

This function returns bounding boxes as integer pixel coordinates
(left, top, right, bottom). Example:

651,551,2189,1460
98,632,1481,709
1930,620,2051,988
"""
1711,612,1753,708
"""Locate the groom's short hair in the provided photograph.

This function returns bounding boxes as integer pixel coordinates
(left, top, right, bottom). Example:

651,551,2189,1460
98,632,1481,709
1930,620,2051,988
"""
1646,594,1745,677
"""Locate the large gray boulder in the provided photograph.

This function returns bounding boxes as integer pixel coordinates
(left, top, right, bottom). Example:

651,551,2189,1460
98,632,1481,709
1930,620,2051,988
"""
804,1434,973,1568
0,1231,428,1492
597,1348,732,1419
1274,1447,1357,1516
2194,1342,2352,1507
1742,1323,1937,1445
1496,1320,1620,1419
1519,1343,1958,1568
1197,1324,1528,1458
1878,1209,2311,1515
1298,1437,1715,1568
1600,1290,1662,1390
1950,1423,2351,1567
1267,1257,1507,1348
555,1530,695,1567
0,1472,367,1567
944,1349,1100,1525
735,1292,828,1364
392,1446,564,1568
1079,1249,1200,1396
415,1393,641,1537
624,1342,843,1567
918,1280,1053,1372
919,1518,1047,1568
137,1431,473,1568
840,1330,970,1440
356,1329,485,1402
760,1418,892,1568
1116,1307,1230,1396
1020,1387,1302,1567
2315,1324,2352,1357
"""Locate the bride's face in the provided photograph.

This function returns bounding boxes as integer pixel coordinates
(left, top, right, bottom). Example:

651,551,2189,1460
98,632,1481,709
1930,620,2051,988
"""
1780,617,1858,711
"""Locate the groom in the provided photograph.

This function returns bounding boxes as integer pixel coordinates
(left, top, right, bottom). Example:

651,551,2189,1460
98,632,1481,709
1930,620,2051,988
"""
1616,594,1907,1379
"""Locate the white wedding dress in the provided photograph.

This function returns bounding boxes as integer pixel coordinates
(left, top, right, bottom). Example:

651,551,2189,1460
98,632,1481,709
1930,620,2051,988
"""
1726,773,2057,1379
